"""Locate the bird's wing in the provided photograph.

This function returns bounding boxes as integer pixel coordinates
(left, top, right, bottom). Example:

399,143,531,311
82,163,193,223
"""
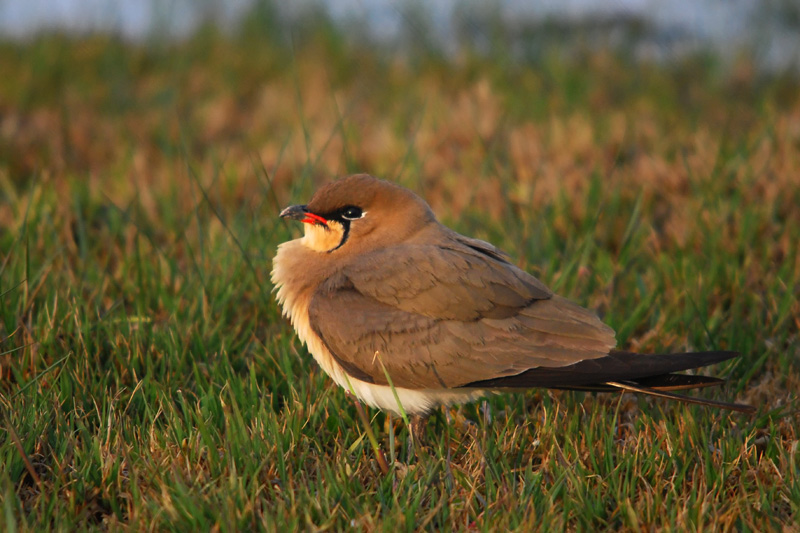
307,242,617,389
326,238,552,321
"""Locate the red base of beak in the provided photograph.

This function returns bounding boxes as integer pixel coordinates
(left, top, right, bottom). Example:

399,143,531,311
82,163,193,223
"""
302,212,328,226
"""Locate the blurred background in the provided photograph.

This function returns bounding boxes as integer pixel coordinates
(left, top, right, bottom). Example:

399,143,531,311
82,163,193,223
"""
3,0,800,213
3,0,800,72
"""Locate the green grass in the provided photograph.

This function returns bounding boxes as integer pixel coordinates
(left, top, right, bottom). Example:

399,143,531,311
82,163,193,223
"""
1,19,799,531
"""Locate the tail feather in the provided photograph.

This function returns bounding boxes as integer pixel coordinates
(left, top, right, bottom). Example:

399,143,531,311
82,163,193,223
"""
604,380,756,414
465,350,753,413
553,373,725,392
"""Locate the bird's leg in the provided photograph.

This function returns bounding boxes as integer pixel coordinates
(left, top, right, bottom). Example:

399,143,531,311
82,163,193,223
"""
410,414,428,441
480,400,492,425
406,414,429,460
350,394,390,474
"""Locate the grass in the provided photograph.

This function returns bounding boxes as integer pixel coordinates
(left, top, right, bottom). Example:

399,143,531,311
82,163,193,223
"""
1,17,799,531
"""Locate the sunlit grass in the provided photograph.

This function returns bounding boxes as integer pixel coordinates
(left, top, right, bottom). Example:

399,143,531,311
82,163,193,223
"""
0,19,798,531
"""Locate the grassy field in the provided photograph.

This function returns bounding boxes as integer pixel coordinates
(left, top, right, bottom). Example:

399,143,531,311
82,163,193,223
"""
1,17,799,531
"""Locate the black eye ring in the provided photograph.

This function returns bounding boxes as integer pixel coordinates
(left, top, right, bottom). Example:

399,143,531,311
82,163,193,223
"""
340,206,364,221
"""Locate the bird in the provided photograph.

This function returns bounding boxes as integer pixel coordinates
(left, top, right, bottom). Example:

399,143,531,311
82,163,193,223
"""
271,174,754,431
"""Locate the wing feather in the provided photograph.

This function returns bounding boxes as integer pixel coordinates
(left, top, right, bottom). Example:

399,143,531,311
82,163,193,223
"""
307,240,617,389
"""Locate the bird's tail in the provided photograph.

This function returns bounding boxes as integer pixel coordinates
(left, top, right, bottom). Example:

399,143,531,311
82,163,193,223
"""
469,350,755,413
555,350,755,413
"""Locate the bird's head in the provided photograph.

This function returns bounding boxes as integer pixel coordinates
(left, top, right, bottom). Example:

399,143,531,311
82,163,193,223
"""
280,174,436,254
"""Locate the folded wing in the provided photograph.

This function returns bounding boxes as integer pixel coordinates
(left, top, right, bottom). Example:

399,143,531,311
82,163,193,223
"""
308,240,617,389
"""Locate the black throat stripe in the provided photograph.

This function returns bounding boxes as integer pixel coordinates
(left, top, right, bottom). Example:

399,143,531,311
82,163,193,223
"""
328,220,351,253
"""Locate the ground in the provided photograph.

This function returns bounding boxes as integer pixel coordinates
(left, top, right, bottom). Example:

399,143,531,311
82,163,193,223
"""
0,20,798,531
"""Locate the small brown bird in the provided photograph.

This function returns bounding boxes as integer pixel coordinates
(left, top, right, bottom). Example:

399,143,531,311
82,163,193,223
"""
272,174,753,422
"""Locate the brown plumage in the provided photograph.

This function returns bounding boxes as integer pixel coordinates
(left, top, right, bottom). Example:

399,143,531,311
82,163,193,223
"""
272,174,754,416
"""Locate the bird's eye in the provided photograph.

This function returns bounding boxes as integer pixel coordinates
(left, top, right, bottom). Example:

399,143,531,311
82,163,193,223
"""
340,206,364,220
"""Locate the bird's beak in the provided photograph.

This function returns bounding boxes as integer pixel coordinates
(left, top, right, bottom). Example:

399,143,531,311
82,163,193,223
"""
280,204,328,226
280,204,308,220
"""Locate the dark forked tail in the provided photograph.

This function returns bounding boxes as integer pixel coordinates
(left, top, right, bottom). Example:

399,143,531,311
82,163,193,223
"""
467,350,755,413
